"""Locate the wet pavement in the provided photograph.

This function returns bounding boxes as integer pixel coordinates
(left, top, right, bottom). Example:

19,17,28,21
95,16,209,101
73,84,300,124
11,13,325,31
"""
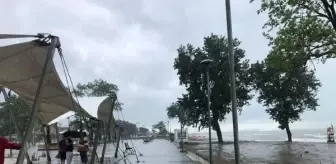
5,139,198,164
126,139,198,164
185,141,336,164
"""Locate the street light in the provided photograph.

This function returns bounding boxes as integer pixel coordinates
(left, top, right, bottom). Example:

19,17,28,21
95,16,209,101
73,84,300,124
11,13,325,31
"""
200,58,213,164
225,0,240,163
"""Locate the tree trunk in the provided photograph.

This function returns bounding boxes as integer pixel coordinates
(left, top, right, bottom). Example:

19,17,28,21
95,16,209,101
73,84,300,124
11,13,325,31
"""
180,124,184,152
285,123,292,142
212,119,224,144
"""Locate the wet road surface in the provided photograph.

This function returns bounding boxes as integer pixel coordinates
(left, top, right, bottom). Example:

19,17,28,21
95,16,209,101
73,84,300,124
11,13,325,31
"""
124,139,198,164
5,139,198,164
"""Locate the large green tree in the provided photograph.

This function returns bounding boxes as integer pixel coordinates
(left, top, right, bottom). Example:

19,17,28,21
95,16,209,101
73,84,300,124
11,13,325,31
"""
166,98,191,151
173,34,252,143
152,121,168,136
115,120,138,138
74,79,123,110
250,60,321,142
166,96,192,133
252,0,336,70
138,127,149,134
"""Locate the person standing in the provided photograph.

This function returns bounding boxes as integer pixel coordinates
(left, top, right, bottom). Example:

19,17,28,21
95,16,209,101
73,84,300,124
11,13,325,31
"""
58,135,67,164
0,137,21,164
77,138,89,164
66,136,74,164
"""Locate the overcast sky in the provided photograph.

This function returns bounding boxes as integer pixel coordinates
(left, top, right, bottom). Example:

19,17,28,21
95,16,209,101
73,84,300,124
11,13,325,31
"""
1,0,336,133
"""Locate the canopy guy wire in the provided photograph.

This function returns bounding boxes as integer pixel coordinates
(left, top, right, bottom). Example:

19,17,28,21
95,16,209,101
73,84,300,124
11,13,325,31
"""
118,110,142,156
114,110,134,163
57,44,90,139
57,46,93,139
57,47,81,115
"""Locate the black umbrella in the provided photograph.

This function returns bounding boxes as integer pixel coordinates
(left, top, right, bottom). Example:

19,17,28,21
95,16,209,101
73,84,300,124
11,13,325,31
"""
62,130,87,138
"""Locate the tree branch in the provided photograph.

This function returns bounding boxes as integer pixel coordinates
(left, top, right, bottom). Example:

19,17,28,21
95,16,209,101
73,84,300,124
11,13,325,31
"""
297,2,329,19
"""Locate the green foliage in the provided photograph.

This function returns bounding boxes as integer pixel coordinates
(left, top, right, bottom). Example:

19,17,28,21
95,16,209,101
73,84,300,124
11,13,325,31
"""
74,79,119,97
69,117,84,131
115,120,138,137
74,79,123,111
250,60,321,140
252,0,336,71
166,96,192,127
138,127,149,134
173,34,252,142
0,94,41,138
152,121,168,136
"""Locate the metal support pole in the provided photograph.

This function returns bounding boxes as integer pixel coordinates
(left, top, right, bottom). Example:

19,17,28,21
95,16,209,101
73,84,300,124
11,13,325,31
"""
206,67,212,164
90,121,100,164
54,123,60,141
79,119,84,140
41,126,51,162
46,125,51,144
100,96,116,163
1,88,31,163
225,0,240,163
89,129,94,146
9,113,13,157
16,36,58,164
114,127,122,158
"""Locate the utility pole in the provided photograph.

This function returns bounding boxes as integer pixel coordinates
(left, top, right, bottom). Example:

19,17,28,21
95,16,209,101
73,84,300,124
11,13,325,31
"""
225,0,240,163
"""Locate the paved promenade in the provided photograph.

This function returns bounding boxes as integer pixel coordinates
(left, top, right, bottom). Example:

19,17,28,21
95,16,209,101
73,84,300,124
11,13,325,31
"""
5,139,199,164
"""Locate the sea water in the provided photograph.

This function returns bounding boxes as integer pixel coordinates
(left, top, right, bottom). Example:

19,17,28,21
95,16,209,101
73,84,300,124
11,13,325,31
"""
191,129,327,142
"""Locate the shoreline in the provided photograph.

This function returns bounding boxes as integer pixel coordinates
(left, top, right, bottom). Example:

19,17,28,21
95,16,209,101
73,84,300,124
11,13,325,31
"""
184,140,336,164
185,140,332,145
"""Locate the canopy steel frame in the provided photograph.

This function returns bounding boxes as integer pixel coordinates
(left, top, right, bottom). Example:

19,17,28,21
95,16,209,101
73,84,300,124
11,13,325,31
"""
42,125,51,162
16,36,59,164
90,119,102,164
100,95,117,163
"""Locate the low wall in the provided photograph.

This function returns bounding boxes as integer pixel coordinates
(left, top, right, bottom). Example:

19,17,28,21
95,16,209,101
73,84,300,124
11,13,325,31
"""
185,148,210,164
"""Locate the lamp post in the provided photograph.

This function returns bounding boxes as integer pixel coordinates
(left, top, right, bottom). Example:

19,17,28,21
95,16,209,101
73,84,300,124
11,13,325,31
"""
201,59,213,164
225,0,240,163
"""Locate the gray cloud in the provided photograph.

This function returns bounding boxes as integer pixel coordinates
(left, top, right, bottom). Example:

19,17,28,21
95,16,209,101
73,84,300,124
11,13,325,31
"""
1,0,335,132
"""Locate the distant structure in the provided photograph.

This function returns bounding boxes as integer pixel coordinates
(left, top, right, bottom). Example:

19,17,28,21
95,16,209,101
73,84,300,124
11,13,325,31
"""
327,124,335,143
174,128,188,143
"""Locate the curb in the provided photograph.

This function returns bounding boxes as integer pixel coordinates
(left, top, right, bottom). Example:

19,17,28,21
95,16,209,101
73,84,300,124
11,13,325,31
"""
185,149,210,164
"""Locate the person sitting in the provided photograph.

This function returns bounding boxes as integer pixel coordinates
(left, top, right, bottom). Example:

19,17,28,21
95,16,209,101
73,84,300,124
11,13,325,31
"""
0,137,21,164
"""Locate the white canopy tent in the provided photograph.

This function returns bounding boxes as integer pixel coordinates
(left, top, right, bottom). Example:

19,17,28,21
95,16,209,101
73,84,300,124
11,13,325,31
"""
0,34,96,164
97,96,116,126
0,35,93,124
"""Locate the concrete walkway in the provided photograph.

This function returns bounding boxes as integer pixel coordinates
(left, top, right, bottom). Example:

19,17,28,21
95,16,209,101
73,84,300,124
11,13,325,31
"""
5,139,199,164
